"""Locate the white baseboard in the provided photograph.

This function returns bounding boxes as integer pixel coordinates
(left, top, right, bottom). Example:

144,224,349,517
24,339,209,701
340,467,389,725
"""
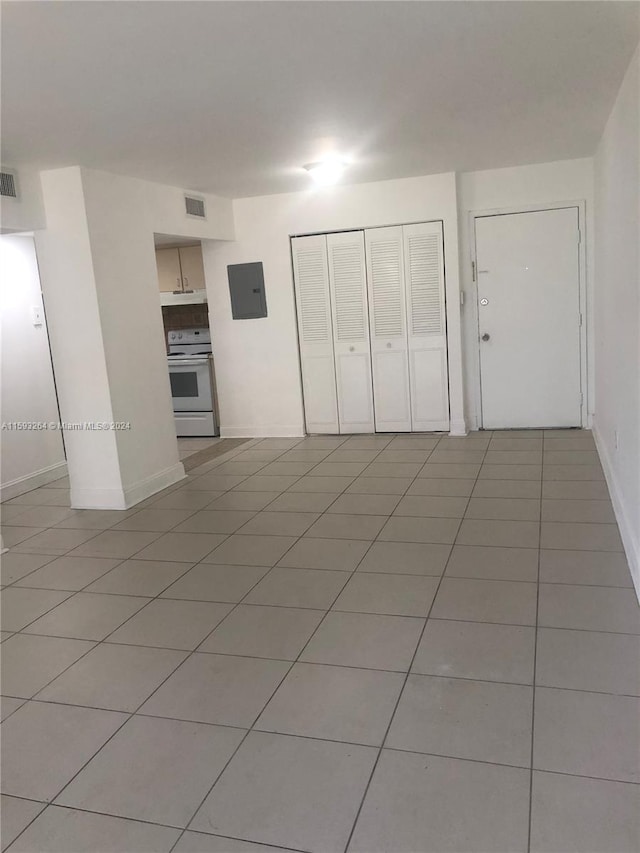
220,425,306,438
593,423,640,604
449,419,468,437
0,460,68,502
70,462,186,510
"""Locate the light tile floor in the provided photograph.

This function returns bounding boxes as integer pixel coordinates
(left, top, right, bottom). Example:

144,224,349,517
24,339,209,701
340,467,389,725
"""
1,429,639,853
177,437,223,462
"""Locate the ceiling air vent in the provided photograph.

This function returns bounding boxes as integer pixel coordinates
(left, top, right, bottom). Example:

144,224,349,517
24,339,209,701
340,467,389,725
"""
185,195,206,219
0,169,18,198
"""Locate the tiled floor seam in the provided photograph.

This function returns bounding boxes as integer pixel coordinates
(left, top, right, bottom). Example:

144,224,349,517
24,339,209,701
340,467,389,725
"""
526,430,544,853
13,612,640,650
13,571,636,595
340,438,488,853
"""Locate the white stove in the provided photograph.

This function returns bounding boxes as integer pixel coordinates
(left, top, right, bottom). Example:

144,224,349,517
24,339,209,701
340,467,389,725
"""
167,328,219,437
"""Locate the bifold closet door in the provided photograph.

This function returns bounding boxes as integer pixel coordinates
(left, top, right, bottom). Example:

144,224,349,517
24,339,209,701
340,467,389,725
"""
293,224,448,435
403,221,449,431
326,231,374,433
365,226,412,431
291,234,339,433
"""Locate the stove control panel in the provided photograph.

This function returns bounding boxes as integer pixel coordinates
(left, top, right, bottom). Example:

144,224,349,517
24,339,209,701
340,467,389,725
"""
167,328,211,346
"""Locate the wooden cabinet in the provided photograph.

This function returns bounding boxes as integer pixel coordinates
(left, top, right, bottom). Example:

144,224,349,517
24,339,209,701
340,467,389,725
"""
156,248,183,293
177,245,205,291
155,245,205,294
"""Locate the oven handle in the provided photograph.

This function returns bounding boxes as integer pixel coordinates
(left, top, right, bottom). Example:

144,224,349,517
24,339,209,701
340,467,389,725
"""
168,359,210,367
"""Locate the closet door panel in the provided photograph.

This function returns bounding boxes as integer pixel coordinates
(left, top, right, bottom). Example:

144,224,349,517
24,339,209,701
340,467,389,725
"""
365,226,411,432
404,222,450,431
292,234,339,434
410,348,449,425
327,231,374,433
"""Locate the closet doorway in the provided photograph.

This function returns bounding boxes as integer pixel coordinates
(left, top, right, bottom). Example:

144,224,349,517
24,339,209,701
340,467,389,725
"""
292,221,449,434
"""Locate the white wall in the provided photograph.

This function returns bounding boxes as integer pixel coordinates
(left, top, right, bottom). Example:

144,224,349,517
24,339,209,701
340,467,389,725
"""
35,166,235,508
0,235,66,499
202,171,465,437
593,45,640,597
0,166,46,234
457,158,595,429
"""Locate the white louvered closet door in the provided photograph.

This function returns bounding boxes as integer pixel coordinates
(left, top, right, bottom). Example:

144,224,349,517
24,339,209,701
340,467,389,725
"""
403,222,450,431
326,231,375,433
365,226,412,431
291,235,339,433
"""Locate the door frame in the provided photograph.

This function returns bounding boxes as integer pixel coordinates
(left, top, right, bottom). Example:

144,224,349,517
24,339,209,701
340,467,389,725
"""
469,200,588,430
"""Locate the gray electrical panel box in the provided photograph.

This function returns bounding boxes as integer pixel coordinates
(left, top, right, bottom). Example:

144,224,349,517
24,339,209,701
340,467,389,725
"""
227,262,267,319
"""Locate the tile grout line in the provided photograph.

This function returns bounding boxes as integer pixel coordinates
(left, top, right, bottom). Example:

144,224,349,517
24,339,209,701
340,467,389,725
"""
340,433,489,853
526,429,544,853
8,572,639,593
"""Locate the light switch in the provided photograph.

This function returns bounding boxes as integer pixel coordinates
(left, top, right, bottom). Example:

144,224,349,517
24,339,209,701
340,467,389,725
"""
32,305,44,326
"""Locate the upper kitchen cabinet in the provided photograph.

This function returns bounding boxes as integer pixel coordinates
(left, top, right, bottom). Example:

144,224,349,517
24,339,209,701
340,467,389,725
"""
155,244,207,305
156,247,183,293
177,245,206,292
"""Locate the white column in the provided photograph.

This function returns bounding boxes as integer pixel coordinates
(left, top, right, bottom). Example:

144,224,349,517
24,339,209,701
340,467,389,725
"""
35,167,184,509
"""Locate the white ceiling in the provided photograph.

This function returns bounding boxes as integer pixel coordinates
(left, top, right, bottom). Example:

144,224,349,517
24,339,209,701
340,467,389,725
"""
2,1,639,198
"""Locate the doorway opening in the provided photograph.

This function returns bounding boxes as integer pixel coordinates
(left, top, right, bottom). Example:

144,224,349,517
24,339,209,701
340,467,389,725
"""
153,235,221,449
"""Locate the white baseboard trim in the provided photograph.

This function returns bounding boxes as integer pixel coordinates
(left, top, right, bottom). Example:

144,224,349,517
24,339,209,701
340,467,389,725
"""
593,423,640,604
124,462,186,508
70,462,186,510
449,419,468,437
220,425,306,438
0,460,68,502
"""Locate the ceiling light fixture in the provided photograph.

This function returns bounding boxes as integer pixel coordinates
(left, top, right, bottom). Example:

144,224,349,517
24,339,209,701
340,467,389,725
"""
303,157,348,187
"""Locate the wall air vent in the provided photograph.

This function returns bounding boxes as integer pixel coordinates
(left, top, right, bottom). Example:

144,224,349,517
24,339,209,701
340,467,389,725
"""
185,195,206,219
0,169,18,198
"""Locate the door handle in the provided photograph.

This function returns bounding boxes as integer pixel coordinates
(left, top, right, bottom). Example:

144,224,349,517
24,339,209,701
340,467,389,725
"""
481,333,490,342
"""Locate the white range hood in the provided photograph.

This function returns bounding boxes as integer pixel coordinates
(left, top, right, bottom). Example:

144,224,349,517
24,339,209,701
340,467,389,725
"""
160,289,207,306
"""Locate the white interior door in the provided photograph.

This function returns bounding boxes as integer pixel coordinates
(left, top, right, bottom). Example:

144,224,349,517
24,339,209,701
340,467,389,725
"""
365,226,411,432
327,230,374,433
475,207,582,429
403,221,450,431
291,234,339,433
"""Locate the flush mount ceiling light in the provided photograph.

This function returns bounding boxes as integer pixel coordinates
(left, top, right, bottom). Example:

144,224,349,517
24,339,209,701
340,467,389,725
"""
303,157,348,187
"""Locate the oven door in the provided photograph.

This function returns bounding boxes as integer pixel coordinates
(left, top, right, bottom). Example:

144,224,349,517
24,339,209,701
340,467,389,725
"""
168,358,213,412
